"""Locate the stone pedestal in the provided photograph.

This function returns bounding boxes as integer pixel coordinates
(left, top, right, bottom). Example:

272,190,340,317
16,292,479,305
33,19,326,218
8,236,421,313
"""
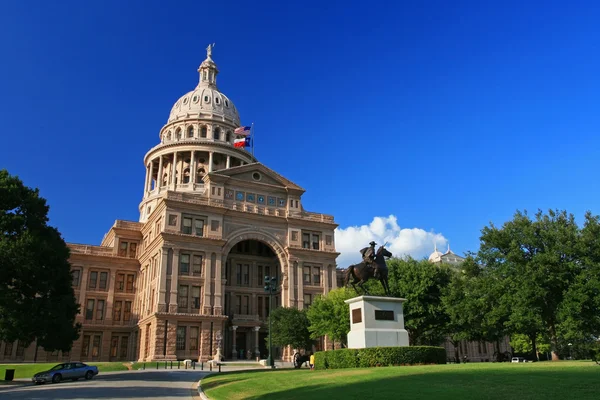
345,295,409,349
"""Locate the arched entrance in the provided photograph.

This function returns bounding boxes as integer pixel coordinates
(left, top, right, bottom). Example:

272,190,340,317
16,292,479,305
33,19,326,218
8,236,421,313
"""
221,233,287,360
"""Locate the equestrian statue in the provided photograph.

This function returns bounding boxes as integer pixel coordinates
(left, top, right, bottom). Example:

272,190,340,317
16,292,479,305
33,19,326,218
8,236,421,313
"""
344,242,392,296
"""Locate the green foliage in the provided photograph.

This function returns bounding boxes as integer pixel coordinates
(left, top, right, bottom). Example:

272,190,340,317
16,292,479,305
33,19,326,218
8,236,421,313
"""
510,333,550,355
0,170,80,352
267,307,311,350
386,257,452,345
306,287,354,346
314,346,446,369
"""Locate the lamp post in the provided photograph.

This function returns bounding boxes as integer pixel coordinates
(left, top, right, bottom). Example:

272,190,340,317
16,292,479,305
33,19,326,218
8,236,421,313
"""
568,343,573,360
264,275,277,368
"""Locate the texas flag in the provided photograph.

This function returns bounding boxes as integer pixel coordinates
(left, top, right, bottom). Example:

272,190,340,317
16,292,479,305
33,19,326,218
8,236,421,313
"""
234,126,251,136
234,137,251,148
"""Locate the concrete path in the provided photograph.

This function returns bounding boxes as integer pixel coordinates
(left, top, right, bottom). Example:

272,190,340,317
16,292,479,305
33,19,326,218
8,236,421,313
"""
0,370,208,400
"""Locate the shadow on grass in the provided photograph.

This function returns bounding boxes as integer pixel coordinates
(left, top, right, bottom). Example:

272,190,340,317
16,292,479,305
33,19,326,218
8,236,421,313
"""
206,366,600,400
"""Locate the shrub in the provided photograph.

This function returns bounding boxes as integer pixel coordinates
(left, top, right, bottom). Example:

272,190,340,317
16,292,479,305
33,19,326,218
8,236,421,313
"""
314,346,446,369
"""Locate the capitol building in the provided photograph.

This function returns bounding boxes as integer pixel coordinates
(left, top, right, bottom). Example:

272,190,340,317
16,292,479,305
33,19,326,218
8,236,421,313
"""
0,46,342,363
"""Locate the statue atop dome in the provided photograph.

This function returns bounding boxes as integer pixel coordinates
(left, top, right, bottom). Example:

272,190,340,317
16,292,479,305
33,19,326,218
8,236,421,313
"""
206,43,215,59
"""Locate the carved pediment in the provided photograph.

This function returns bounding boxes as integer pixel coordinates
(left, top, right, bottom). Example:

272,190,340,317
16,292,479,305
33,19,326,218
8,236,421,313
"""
207,162,305,193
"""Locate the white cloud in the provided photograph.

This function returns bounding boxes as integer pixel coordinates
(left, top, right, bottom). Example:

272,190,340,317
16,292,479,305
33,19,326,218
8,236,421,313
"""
334,215,448,268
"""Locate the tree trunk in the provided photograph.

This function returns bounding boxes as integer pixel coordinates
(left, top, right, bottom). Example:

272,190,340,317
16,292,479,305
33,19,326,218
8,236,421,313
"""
495,339,501,362
530,333,539,361
549,323,560,361
34,343,39,363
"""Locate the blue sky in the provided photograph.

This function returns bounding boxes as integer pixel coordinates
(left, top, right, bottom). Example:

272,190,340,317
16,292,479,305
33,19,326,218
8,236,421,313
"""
1,1,599,266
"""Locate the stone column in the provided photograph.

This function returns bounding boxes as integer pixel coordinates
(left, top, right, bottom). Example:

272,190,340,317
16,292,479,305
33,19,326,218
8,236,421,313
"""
105,268,117,323
144,163,150,193
332,264,338,289
297,262,304,310
157,155,164,190
213,254,223,315
190,150,196,186
288,261,296,307
158,247,169,311
323,265,330,295
169,249,179,313
208,151,214,172
171,152,178,188
202,253,213,315
226,155,231,169
231,326,238,360
254,326,260,359
165,320,177,360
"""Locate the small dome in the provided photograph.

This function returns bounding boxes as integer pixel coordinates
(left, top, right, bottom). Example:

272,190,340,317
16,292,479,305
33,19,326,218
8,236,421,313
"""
428,243,443,263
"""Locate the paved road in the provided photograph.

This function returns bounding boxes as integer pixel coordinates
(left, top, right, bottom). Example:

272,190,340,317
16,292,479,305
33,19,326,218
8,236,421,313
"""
0,370,208,400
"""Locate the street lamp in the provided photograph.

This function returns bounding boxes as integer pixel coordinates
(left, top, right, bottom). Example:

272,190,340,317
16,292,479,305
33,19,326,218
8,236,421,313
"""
568,343,573,360
264,275,277,368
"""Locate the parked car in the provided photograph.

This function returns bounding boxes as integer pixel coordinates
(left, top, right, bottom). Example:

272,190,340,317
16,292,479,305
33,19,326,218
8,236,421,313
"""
32,362,99,384
511,357,526,363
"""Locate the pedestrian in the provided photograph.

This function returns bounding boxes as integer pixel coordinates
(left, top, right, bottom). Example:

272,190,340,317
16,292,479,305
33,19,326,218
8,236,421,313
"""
309,353,315,370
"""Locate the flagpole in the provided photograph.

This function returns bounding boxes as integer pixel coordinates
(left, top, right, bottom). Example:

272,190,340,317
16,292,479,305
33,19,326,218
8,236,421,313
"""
251,122,255,159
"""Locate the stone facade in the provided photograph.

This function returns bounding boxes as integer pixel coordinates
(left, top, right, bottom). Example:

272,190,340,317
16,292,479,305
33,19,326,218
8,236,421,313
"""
0,46,343,363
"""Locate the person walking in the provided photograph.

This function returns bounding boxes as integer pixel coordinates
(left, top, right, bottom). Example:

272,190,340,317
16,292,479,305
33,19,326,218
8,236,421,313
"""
309,353,315,370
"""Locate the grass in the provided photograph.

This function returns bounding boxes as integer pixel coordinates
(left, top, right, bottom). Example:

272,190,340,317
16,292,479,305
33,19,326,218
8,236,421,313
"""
0,362,129,379
201,361,600,400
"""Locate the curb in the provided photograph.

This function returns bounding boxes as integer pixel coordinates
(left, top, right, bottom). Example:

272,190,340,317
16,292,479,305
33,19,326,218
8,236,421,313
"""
197,373,215,400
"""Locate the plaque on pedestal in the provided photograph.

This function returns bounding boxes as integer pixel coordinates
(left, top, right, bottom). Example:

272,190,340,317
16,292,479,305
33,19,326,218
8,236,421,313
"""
345,295,409,349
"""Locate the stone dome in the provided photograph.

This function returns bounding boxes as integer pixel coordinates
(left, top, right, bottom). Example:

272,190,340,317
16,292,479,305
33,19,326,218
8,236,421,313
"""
167,44,241,125
428,244,443,263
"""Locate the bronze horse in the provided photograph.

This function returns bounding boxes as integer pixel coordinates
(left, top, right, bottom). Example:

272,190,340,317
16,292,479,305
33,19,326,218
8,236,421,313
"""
344,245,392,296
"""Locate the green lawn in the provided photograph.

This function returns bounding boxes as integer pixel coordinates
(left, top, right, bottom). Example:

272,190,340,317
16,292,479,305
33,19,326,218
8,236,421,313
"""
201,361,600,400
0,362,129,379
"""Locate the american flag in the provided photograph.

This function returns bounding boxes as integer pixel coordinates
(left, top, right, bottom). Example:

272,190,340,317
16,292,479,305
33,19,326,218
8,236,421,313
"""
234,126,251,136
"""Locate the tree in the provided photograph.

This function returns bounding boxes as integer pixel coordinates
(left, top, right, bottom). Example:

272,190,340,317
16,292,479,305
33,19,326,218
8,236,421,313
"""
267,307,311,350
0,169,80,353
386,257,452,346
306,287,354,348
477,209,600,360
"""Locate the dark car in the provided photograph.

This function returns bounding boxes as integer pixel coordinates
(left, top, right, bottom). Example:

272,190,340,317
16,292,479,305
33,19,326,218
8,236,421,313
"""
32,362,99,384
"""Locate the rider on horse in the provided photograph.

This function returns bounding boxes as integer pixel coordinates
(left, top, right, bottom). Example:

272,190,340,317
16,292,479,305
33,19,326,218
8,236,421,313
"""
360,241,379,278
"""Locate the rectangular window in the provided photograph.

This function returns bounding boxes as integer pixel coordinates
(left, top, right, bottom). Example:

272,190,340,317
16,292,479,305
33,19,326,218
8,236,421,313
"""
312,234,320,250
99,272,108,290
265,296,270,317
179,285,188,308
243,295,249,315
302,233,310,249
182,217,192,234
313,267,321,285
120,337,128,359
129,243,137,258
81,335,90,357
124,301,132,321
180,254,190,275
176,327,186,350
192,286,201,309
96,300,105,320
257,265,263,287
113,301,122,321
189,327,199,351
86,299,95,320
72,270,81,287
126,274,135,293
194,219,204,236
111,336,119,357
258,296,263,317
326,235,332,246
265,266,270,279
303,267,311,284
92,335,101,357
243,264,249,285
168,214,178,226
235,295,241,314
304,294,312,307
116,274,125,292
193,255,202,275
211,220,219,231
119,241,128,257
89,272,98,289
236,264,242,285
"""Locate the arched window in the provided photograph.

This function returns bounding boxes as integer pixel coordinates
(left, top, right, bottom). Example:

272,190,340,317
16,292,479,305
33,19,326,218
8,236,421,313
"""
226,131,231,142
183,169,190,184
187,126,194,138
214,127,221,141
176,128,182,139
201,126,207,138
162,173,168,187
166,131,172,141
196,168,206,183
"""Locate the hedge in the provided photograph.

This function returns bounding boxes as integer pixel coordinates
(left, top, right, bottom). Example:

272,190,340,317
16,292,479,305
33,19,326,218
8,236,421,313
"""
314,346,447,369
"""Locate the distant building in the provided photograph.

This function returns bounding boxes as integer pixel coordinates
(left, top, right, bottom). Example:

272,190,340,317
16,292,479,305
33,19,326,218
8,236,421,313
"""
428,245,512,362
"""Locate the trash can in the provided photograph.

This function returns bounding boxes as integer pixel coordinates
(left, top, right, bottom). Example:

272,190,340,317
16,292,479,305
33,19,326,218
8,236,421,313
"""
4,369,15,381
